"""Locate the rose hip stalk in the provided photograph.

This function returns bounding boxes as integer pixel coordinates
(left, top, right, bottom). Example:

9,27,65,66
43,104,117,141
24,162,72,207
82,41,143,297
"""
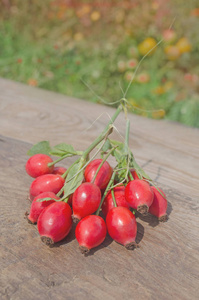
125,179,154,214
29,174,65,201
25,154,54,178
129,169,139,180
149,186,168,222
106,206,138,249
37,202,72,245
25,192,60,224
72,182,101,222
75,215,107,255
102,186,129,217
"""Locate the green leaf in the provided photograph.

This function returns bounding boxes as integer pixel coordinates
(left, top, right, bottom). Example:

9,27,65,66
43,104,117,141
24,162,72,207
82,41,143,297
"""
63,159,84,198
132,158,152,181
97,139,112,153
101,139,112,152
110,139,126,162
27,141,52,156
50,143,77,157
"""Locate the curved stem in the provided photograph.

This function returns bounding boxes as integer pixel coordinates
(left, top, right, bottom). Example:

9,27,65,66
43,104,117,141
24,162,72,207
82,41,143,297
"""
83,105,122,158
91,146,117,184
111,189,117,207
124,119,130,155
48,152,82,167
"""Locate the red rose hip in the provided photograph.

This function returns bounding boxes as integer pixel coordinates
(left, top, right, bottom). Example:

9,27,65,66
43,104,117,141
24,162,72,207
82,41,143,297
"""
84,159,113,190
106,206,137,249
125,179,154,214
149,186,168,222
72,182,101,222
25,154,54,178
102,186,129,217
52,166,67,176
26,192,60,224
29,174,65,201
75,215,107,254
37,202,72,245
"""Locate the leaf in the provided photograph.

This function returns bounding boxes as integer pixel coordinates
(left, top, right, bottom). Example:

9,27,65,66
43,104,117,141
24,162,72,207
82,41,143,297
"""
110,139,123,148
27,141,52,156
101,139,112,152
96,139,112,153
63,160,84,198
50,143,77,157
132,158,152,181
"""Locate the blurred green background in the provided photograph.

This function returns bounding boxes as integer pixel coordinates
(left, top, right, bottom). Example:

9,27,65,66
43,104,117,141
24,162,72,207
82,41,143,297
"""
0,0,199,127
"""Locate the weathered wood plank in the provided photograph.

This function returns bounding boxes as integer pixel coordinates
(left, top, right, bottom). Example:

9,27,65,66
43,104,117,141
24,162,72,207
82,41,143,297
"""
0,137,198,299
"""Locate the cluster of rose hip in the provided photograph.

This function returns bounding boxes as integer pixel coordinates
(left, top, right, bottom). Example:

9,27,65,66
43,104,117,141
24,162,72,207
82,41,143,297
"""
25,151,168,254
25,104,167,254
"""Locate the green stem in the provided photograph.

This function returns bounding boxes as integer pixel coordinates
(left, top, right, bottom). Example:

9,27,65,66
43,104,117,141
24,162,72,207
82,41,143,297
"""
91,146,117,184
124,119,130,155
83,105,122,158
96,171,116,216
48,152,83,167
111,189,117,207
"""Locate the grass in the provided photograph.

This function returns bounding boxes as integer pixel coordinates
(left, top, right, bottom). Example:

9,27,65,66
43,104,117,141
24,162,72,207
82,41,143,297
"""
0,0,199,127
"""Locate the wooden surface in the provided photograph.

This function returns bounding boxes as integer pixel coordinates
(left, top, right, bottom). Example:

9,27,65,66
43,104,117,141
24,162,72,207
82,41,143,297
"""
0,78,199,300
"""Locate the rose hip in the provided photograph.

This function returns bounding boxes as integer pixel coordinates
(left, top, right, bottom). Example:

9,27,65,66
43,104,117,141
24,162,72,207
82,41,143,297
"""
26,192,60,224
72,182,101,222
125,179,154,214
52,166,67,176
75,215,107,254
106,206,137,249
29,174,65,201
149,186,168,222
84,159,113,190
37,201,72,245
25,154,54,178
102,186,129,217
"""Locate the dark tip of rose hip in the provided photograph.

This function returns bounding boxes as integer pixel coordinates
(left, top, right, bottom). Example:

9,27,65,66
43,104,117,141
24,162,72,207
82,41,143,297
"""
125,242,139,250
137,204,149,215
72,215,80,223
79,246,90,255
41,236,54,246
158,214,168,222
26,194,32,202
24,212,36,224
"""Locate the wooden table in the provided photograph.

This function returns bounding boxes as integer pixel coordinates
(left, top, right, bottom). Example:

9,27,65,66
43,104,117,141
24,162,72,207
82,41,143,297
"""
0,78,198,300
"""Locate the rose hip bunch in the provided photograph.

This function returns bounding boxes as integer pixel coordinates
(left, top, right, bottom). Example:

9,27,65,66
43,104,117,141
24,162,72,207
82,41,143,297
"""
25,104,168,255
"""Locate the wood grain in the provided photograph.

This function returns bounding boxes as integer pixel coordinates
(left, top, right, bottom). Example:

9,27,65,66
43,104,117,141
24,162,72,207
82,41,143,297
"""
0,135,198,300
0,78,199,299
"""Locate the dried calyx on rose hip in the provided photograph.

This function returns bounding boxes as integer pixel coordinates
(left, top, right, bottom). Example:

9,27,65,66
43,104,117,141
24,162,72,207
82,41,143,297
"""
25,103,168,252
